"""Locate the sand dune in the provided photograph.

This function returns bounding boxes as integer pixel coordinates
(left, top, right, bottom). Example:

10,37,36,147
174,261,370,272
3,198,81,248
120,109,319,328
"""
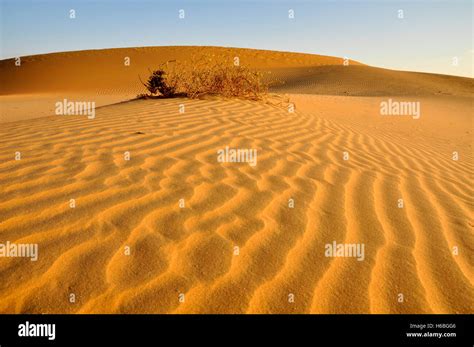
0,47,472,313
3,46,471,122
0,46,363,95
0,46,360,122
271,65,474,97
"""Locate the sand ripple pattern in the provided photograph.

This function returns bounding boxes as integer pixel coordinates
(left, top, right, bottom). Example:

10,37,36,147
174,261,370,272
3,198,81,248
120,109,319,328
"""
0,97,472,313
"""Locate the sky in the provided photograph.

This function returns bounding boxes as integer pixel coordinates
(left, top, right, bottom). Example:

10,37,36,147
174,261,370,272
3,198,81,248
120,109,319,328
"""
0,0,472,77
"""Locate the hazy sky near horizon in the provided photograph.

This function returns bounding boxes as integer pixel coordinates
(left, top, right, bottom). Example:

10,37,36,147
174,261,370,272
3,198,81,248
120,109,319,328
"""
0,0,472,77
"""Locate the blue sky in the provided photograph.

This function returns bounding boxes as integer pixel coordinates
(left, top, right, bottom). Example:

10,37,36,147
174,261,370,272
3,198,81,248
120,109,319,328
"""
0,0,472,77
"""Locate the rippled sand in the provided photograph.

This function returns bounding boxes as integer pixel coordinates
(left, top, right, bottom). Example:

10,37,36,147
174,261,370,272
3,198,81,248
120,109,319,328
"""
0,47,472,313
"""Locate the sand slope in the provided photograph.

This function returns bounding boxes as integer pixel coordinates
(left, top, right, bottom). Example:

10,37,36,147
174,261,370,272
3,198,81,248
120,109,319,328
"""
2,46,472,122
0,46,473,313
271,65,473,97
0,46,361,122
0,46,363,95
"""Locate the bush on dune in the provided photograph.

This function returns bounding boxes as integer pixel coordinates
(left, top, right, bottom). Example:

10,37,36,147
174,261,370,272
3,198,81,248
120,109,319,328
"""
139,61,178,98
139,56,268,100
141,69,176,97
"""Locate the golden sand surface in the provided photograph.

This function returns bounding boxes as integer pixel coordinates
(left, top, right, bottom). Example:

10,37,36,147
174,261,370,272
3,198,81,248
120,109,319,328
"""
0,47,472,313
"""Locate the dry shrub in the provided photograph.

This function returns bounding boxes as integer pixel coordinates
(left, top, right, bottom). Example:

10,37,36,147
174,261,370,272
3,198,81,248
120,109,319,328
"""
140,56,268,100
141,69,176,97
139,62,178,98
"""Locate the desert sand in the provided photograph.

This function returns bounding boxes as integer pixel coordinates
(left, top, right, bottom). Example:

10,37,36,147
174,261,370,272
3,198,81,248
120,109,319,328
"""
0,46,472,313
